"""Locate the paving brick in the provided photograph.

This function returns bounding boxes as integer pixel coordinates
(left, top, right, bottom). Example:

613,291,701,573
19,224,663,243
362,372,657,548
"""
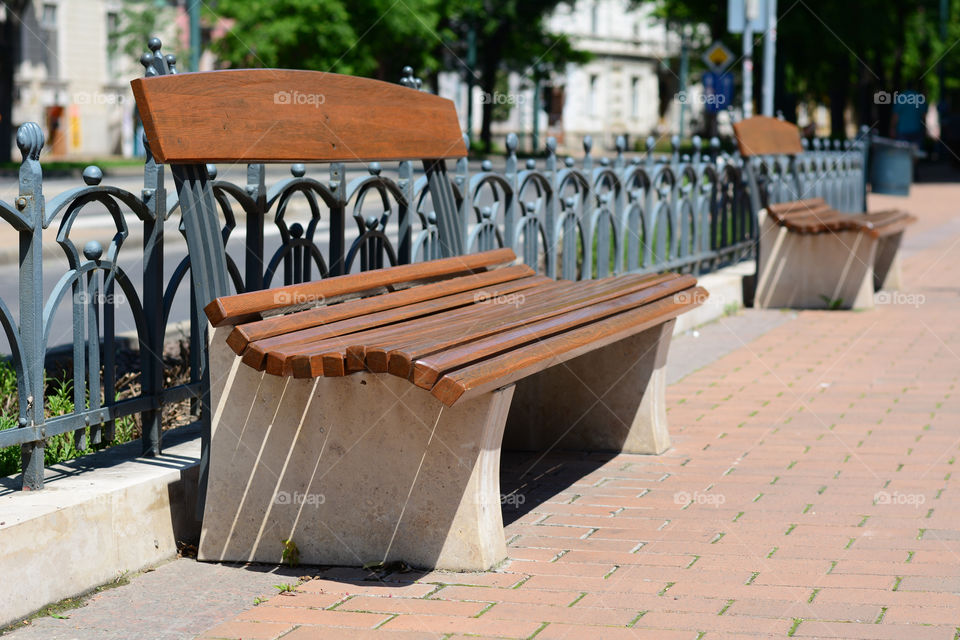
198,621,293,639
380,613,543,637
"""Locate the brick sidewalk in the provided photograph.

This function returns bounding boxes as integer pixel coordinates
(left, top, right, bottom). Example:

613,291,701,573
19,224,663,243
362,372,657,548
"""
199,196,960,640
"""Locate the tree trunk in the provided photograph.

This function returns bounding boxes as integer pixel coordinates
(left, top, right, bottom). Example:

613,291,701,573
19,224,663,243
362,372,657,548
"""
0,4,27,164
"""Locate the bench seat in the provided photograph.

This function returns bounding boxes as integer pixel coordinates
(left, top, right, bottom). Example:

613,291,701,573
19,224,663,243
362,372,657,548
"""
766,198,917,238
198,249,705,569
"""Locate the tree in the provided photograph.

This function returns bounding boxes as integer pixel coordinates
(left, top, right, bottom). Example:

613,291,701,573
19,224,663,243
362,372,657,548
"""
209,0,587,153
636,0,941,139
209,0,443,82
0,0,30,163
437,0,590,152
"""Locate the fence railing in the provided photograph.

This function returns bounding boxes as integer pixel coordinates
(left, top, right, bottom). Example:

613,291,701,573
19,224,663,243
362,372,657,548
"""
0,43,868,491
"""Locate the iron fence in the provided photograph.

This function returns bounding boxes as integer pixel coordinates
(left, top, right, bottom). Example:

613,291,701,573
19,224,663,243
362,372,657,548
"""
0,42,868,491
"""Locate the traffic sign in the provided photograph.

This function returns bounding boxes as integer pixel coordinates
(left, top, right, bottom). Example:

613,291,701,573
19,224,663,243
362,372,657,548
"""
703,41,734,72
703,71,734,113
728,0,767,33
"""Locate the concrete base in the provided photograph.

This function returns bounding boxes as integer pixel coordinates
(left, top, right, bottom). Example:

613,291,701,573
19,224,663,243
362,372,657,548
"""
504,320,675,454
0,426,201,627
754,211,878,310
874,231,904,291
199,316,681,570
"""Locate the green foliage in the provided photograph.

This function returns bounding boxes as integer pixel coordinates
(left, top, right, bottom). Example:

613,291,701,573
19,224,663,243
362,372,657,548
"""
209,0,443,80
109,2,185,65
274,582,297,593
280,538,300,567
0,363,140,478
636,0,950,135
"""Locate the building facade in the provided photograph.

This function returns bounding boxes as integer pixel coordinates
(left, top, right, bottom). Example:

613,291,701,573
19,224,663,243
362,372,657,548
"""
438,0,698,155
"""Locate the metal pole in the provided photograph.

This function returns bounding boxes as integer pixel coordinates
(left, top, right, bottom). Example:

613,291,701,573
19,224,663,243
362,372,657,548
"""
188,0,201,72
466,22,477,144
532,75,541,152
679,23,689,139
762,0,777,116
742,0,756,118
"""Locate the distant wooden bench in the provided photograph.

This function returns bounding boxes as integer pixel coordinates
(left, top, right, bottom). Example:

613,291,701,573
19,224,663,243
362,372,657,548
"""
734,116,916,309
133,68,705,571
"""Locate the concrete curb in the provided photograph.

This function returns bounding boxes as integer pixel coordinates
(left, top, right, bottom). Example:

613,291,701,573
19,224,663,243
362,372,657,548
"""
0,424,201,627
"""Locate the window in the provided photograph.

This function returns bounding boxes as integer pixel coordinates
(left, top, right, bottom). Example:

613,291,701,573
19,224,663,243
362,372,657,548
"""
631,77,640,118
590,2,599,34
40,3,59,79
106,11,120,77
41,3,57,28
589,74,599,117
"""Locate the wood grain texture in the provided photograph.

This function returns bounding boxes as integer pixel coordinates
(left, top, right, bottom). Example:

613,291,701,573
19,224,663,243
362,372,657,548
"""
204,248,517,326
131,70,466,164
430,289,707,406
261,275,551,376
283,279,573,378
733,116,804,156
231,264,536,364
410,275,697,389
381,273,679,379
767,200,916,237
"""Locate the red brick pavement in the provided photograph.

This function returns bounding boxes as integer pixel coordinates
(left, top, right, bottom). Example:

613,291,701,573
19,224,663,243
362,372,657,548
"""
198,189,960,639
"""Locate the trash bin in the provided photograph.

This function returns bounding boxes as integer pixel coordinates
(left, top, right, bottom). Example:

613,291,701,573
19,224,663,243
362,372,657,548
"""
869,136,915,196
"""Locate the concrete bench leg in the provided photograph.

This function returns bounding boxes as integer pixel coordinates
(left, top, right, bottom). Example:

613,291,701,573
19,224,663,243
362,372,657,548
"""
755,211,877,309
502,319,676,455
199,327,513,571
873,231,904,291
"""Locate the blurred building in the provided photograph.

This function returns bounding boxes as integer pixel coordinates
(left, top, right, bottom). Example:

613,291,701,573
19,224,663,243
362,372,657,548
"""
439,0,694,154
11,0,142,158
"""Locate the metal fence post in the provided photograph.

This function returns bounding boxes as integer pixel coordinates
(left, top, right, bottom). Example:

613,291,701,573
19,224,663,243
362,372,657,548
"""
140,135,165,457
16,123,45,490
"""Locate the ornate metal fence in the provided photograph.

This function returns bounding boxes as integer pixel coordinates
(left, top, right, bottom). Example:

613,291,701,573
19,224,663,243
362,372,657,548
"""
0,42,868,491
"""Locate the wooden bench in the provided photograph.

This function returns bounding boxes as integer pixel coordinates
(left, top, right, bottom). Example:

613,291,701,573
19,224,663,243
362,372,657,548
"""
734,116,916,309
132,68,706,571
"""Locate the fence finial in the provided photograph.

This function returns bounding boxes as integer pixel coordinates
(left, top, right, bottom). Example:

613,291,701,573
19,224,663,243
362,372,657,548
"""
16,122,43,162
400,66,422,90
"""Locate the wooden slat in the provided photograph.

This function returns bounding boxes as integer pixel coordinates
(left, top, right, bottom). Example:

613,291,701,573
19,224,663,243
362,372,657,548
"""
379,273,681,379
131,70,466,164
228,263,535,357
252,274,550,373
205,248,517,327
410,275,698,389
282,279,575,378
430,288,708,406
733,116,804,157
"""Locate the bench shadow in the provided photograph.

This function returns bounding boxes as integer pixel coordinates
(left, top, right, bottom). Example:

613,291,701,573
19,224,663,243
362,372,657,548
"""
498,449,619,526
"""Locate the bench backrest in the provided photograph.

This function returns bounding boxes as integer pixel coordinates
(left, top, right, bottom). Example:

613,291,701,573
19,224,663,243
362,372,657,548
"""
131,69,466,164
732,116,803,157
732,116,806,215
